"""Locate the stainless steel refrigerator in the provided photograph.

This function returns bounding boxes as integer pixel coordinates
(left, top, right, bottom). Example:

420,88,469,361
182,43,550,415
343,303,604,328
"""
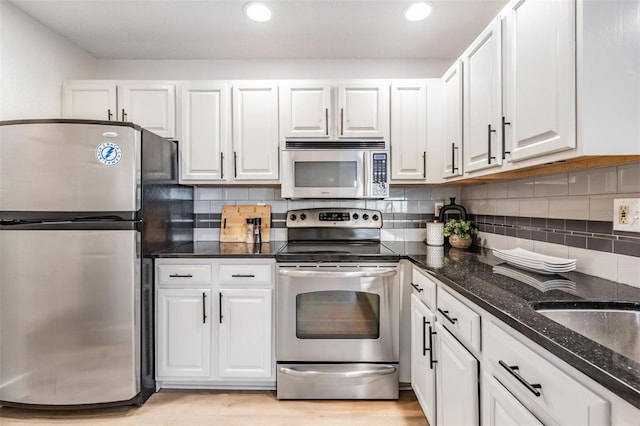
0,119,192,409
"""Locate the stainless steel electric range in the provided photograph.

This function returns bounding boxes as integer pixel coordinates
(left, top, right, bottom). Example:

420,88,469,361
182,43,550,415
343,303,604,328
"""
275,208,401,400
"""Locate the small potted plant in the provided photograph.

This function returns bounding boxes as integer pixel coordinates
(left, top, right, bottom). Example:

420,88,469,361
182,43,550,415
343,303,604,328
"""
443,219,477,249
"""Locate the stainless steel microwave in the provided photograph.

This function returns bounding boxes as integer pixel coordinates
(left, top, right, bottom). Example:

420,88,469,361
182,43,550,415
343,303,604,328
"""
281,141,389,199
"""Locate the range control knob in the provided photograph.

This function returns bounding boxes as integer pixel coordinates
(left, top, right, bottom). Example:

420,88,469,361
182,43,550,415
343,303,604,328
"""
362,214,369,221
289,214,297,221
372,214,379,221
300,213,307,221
352,213,359,220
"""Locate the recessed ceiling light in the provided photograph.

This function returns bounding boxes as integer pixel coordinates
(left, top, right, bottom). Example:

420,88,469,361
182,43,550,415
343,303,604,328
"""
404,2,432,21
244,2,272,22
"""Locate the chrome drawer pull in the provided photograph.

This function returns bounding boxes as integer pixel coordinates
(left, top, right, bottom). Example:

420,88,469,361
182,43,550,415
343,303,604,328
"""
231,274,256,278
437,308,458,324
410,283,423,292
169,273,193,278
499,360,542,397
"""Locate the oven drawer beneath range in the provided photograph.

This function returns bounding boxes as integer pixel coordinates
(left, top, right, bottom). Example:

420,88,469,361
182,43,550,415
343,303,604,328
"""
277,363,399,400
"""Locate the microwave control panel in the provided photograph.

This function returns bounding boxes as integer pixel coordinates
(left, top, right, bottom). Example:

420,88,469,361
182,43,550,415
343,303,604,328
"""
372,153,388,197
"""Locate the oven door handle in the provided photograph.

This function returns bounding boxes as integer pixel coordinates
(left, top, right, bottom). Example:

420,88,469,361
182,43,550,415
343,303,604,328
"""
278,366,397,379
278,268,397,278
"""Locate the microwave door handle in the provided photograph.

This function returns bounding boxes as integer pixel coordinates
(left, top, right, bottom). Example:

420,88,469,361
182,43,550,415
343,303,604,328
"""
278,268,398,278
363,152,368,197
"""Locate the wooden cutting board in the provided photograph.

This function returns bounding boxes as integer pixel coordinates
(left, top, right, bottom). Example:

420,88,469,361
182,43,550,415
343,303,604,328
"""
220,205,271,243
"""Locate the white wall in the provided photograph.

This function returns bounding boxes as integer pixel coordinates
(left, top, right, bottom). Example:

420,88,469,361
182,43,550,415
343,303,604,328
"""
0,1,96,120
92,58,451,80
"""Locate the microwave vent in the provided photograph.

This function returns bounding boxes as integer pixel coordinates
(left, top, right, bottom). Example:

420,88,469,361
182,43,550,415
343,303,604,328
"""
285,140,387,150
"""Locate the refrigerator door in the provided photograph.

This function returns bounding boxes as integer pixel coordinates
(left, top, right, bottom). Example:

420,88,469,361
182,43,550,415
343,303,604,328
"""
0,122,140,214
0,228,140,406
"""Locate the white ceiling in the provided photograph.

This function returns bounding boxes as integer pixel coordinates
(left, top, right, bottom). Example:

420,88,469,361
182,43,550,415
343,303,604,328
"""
10,0,509,60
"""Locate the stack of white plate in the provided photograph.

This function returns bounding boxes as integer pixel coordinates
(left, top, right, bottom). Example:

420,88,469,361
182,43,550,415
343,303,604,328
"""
493,248,576,274
493,265,577,293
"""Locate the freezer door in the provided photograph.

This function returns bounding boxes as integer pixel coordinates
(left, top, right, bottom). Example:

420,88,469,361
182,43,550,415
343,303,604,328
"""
0,122,140,213
0,229,140,406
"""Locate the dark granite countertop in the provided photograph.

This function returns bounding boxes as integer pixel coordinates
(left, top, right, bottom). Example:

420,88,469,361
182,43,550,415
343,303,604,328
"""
385,241,640,410
151,241,287,258
151,240,640,408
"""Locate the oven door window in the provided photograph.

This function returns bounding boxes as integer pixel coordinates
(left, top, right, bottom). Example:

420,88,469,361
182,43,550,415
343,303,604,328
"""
296,290,380,339
294,161,357,188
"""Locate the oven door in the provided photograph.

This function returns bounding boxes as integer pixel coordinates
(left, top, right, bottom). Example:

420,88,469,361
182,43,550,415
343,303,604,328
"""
280,150,366,199
276,264,399,362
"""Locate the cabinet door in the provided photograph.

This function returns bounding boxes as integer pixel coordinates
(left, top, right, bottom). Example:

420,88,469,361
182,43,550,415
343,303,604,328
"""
482,373,543,426
390,81,427,181
180,83,229,181
504,0,575,162
463,18,503,173
279,82,331,138
232,83,279,181
118,82,175,138
411,294,437,425
442,62,463,178
435,322,479,426
62,81,117,121
338,83,389,138
218,288,273,379
157,289,211,378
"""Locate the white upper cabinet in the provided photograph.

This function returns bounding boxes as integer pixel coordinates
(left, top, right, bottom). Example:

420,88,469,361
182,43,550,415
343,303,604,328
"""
279,82,331,138
232,82,279,181
118,82,176,139
503,0,576,162
62,80,176,138
62,81,117,121
338,82,389,139
442,61,464,179
463,18,503,174
180,83,230,182
390,80,427,181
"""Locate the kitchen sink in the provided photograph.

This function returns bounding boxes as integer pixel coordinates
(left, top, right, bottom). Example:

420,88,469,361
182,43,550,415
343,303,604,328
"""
533,301,640,364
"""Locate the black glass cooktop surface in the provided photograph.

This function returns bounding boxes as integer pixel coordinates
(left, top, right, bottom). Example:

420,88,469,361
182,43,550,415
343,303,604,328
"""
276,242,400,262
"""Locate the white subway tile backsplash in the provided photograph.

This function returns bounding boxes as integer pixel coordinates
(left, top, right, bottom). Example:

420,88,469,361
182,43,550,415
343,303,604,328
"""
406,201,420,214
405,228,426,242
533,174,568,197
532,241,569,259
381,229,405,242
196,187,223,200
194,200,213,214
617,254,640,288
548,196,589,219
405,187,432,201
415,201,435,215
270,228,287,241
210,201,227,214
339,201,366,208
487,182,509,199
431,186,461,201
569,247,618,282
508,177,534,198
388,186,406,200
569,166,617,195
588,195,615,221
391,201,409,213
496,199,519,216
288,200,314,210
617,161,640,193
507,237,535,251
313,200,341,209
269,201,289,213
468,199,497,215
194,228,219,241
223,187,249,200
519,198,549,218
248,188,275,200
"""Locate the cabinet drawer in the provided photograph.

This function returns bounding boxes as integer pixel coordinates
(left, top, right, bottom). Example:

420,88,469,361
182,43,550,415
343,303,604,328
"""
158,264,212,285
436,287,481,353
411,267,437,311
219,264,272,285
484,321,609,426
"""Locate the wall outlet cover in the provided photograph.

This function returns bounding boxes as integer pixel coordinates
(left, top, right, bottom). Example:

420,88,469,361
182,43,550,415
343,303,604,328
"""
613,198,640,233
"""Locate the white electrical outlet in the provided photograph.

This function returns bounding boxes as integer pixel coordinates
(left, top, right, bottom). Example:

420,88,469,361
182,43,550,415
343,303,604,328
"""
613,198,640,233
435,202,444,217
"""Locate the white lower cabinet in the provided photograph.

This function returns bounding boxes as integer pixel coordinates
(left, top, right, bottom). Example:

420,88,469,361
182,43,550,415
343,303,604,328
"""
435,321,479,426
155,259,275,387
157,288,211,378
410,294,436,425
482,372,543,426
218,288,273,378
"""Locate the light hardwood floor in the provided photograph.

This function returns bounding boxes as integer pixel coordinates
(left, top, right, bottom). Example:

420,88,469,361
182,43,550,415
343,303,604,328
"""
0,390,429,426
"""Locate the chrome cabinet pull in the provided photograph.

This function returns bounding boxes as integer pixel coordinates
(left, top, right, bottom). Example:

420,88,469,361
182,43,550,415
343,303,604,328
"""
233,151,238,178
438,308,458,324
422,152,426,178
169,273,192,278
219,293,223,324
451,143,459,174
487,124,496,164
231,274,255,278
502,116,511,159
499,360,542,397
340,108,344,135
107,109,113,120
220,152,224,179
325,108,329,136
202,292,207,324
410,283,423,293
122,109,127,121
